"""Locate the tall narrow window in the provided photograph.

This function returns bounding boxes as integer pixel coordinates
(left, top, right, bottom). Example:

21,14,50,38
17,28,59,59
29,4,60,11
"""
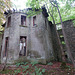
45,19,47,28
7,16,11,27
19,36,27,56
21,15,26,26
33,16,36,26
4,37,9,56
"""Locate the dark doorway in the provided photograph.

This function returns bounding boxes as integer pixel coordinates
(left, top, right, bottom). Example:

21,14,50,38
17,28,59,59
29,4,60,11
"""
19,36,27,56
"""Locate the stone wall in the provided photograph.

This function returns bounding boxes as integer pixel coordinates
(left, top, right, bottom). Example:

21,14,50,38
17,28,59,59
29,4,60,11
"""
63,20,75,60
49,22,62,61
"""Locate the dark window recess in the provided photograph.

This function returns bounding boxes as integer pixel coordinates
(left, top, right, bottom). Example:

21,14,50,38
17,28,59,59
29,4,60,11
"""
33,16,36,26
21,15,26,26
7,16,11,27
4,37,9,56
19,36,27,56
2,33,4,39
45,19,47,28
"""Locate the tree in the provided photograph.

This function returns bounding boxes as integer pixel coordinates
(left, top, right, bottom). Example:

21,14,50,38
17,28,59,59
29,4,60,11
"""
0,0,11,71
54,0,75,68
0,0,11,31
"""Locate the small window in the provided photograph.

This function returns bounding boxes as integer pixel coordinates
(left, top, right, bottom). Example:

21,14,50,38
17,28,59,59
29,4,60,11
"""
45,19,47,28
33,16,36,26
7,16,11,27
21,15,26,26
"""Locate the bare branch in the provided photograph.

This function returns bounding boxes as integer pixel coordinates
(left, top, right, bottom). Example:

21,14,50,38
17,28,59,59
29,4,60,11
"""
50,2,57,7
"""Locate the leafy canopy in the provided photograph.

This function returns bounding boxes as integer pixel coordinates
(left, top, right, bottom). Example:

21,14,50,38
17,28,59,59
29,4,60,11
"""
0,0,11,31
26,0,75,24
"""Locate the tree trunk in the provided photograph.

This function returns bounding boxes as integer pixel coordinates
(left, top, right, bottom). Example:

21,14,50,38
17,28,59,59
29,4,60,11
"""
45,2,65,61
2,55,7,71
50,13,65,62
55,0,75,68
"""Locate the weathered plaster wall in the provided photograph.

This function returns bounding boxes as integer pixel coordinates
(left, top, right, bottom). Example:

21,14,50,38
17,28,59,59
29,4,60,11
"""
1,12,54,63
28,13,54,61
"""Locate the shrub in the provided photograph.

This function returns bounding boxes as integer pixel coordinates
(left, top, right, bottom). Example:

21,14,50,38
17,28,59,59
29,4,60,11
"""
30,61,38,66
60,62,67,69
47,62,53,66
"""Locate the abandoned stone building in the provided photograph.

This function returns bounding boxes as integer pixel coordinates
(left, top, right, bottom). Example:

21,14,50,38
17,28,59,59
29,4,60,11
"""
1,7,75,64
1,8,58,64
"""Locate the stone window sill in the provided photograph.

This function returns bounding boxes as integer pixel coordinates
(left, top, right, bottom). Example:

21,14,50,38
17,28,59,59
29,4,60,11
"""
19,25,28,27
32,25,38,28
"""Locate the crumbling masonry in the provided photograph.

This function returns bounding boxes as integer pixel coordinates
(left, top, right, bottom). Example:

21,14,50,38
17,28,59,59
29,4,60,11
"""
1,8,62,64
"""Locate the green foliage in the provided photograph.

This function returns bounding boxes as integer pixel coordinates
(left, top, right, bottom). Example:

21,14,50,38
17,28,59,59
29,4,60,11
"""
27,9,42,17
16,62,21,67
26,0,75,24
14,62,46,75
30,61,38,66
41,69,46,73
62,41,65,45
22,65,29,72
60,62,67,69
60,62,71,69
16,62,29,67
24,62,28,65
0,69,13,74
47,62,53,66
22,65,29,69
14,69,21,74
34,66,46,75
66,65,71,69
72,20,75,27
0,0,11,31
60,35,64,38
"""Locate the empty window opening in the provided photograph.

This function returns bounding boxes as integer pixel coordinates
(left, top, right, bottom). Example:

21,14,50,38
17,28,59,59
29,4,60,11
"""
21,15,26,26
45,19,47,28
33,16,36,26
7,16,11,27
4,37,9,57
19,36,27,56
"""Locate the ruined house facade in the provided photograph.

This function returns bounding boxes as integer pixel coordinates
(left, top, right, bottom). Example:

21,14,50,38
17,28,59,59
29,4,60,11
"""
1,8,75,64
1,9,56,64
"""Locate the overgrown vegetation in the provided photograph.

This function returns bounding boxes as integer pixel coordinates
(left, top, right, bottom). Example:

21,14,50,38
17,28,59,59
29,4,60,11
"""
26,0,75,24
72,20,75,27
0,69,13,74
0,61,74,75
14,61,46,75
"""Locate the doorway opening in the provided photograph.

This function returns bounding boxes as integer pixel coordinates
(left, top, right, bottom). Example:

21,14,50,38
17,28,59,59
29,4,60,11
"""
19,36,27,56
